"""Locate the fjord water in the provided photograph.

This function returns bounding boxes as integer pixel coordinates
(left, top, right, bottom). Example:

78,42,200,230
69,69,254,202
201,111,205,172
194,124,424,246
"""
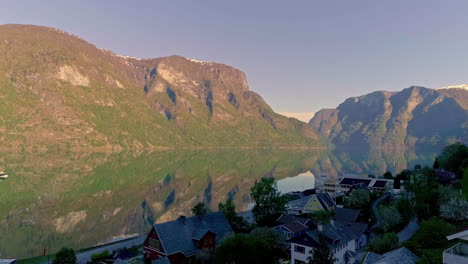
0,149,435,258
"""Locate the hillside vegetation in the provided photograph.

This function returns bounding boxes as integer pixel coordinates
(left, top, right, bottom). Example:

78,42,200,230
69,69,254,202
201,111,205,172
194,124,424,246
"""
0,25,321,150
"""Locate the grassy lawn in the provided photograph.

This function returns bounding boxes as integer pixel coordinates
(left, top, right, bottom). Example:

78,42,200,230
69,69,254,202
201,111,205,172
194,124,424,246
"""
17,255,53,264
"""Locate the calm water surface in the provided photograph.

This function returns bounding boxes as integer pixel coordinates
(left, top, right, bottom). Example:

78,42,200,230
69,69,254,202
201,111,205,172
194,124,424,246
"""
0,149,435,258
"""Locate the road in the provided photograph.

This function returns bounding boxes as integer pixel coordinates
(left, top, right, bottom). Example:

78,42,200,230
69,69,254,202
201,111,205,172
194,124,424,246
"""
397,219,419,242
370,192,391,231
42,234,147,264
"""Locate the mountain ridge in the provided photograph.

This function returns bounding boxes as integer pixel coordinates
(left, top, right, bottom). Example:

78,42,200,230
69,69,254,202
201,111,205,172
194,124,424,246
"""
309,86,468,154
0,24,321,150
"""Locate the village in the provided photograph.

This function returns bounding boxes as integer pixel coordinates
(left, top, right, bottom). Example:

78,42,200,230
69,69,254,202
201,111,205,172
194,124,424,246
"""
4,143,468,264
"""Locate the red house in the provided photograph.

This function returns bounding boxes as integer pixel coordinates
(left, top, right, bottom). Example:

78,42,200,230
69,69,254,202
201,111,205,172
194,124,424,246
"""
144,212,233,264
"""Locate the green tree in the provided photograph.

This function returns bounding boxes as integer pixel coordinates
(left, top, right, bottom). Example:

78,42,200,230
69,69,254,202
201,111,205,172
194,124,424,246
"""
367,233,399,254
379,206,402,232
345,189,371,210
53,248,77,264
250,178,287,226
218,199,248,232
438,143,468,176
396,169,412,181
251,227,288,260
432,158,440,169
411,217,455,253
214,234,274,264
308,234,336,264
311,210,334,224
192,202,210,216
383,171,393,179
417,249,443,264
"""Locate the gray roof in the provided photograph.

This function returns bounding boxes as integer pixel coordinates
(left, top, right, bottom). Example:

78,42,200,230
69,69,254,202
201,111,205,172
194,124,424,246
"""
334,207,360,222
363,247,419,264
316,193,335,210
154,212,233,256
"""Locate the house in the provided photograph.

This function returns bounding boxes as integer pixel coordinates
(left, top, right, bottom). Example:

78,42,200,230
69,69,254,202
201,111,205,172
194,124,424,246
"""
287,193,336,215
274,214,314,239
143,212,233,264
289,220,367,264
339,176,393,193
363,247,419,264
443,227,468,264
434,169,457,185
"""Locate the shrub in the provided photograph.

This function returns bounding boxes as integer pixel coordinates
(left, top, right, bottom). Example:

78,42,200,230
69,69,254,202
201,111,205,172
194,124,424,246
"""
367,233,399,254
53,248,76,264
91,250,110,262
379,206,402,232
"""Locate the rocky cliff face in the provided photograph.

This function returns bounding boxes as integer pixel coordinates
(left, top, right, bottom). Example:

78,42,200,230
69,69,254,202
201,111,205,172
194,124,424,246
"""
0,24,320,149
309,86,468,153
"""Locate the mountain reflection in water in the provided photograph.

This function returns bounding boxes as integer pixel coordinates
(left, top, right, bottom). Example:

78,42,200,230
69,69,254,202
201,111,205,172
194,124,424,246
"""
0,149,435,258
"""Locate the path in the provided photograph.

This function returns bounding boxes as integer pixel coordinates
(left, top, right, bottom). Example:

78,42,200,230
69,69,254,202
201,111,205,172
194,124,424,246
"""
370,192,391,231
397,218,419,242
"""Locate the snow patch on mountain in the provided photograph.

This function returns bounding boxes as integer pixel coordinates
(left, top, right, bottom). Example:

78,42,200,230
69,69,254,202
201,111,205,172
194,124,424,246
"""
437,84,468,90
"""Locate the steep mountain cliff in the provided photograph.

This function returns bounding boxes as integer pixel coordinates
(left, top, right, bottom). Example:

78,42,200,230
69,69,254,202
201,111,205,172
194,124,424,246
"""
309,86,468,153
0,25,320,149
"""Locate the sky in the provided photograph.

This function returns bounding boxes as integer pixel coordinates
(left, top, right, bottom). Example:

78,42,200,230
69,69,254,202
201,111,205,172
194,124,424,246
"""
1,0,468,113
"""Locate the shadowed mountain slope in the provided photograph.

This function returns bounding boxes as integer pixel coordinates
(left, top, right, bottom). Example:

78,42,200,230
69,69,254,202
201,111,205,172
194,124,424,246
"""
310,86,468,154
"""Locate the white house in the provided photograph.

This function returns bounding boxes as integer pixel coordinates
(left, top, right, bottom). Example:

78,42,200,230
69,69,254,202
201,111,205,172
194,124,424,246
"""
288,220,366,264
444,227,468,264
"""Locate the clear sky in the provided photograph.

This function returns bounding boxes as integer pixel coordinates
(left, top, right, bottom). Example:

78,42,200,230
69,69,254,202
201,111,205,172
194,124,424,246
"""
1,0,468,112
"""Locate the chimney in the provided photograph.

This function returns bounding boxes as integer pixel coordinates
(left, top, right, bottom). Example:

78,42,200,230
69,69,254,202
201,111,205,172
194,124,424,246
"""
317,224,323,232
178,215,186,224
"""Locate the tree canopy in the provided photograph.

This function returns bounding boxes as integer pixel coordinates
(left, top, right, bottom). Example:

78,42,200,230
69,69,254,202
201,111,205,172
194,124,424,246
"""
437,142,468,177
367,233,399,254
345,189,371,210
379,206,402,232
218,199,249,232
53,248,76,264
250,178,287,226
192,202,210,216
214,234,275,264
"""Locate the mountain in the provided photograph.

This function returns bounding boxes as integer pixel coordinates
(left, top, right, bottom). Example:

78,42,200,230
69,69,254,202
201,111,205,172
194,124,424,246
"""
0,25,320,149
309,86,468,154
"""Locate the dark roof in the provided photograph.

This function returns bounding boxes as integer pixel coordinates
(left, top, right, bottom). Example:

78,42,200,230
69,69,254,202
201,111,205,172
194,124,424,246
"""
302,189,316,196
290,220,367,249
288,233,319,248
154,212,233,255
282,221,309,234
334,207,361,222
434,169,456,184
372,180,388,188
363,247,419,264
316,193,335,210
339,178,372,186
276,214,311,226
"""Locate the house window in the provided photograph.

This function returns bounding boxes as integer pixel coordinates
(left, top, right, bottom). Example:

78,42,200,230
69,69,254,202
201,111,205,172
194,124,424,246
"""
294,245,305,254
148,238,161,250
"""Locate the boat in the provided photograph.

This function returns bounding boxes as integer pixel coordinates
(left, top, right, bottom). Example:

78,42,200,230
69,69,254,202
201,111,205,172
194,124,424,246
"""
0,171,8,179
